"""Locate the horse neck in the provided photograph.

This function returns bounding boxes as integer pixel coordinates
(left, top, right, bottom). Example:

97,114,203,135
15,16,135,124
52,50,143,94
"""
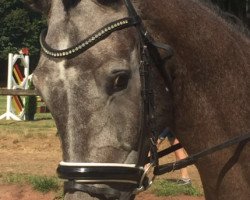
138,2,250,199
139,0,250,68
138,0,250,140
138,0,250,151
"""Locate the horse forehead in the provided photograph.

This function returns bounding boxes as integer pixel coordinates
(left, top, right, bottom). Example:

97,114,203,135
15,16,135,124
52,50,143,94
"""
52,62,99,95
49,0,127,29
45,0,132,58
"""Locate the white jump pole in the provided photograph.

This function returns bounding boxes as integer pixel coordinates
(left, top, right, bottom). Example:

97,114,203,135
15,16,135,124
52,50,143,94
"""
0,50,30,121
0,53,21,120
20,54,30,120
24,55,30,89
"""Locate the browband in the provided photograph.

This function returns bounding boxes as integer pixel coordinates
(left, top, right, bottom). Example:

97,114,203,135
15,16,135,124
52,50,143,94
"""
40,17,140,58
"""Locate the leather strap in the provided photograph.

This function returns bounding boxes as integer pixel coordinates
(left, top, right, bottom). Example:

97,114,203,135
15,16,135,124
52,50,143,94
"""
124,0,139,19
57,164,144,184
154,132,250,175
144,143,183,164
40,17,140,58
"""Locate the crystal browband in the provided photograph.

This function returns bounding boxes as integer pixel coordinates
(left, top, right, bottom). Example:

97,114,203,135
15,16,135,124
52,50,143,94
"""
40,17,140,58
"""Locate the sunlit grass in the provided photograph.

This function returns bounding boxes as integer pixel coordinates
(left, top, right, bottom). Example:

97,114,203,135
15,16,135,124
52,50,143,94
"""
0,96,56,138
0,96,62,197
1,96,203,198
0,96,6,114
29,175,60,193
0,95,53,120
0,120,56,138
151,179,203,196
0,173,61,193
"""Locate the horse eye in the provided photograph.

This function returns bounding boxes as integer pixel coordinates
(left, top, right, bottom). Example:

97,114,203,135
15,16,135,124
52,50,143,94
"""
114,74,129,89
106,71,131,95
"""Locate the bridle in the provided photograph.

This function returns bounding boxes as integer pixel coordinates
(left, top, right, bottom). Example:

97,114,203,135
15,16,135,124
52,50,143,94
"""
40,0,170,198
40,0,250,199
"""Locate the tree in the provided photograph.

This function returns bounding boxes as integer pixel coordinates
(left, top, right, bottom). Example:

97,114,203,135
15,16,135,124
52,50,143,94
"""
0,0,46,85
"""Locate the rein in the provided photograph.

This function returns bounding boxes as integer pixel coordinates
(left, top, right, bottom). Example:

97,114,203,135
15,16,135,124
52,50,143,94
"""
153,133,250,175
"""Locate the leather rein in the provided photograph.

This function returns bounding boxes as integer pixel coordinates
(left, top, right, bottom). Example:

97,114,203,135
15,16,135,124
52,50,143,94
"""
40,0,250,198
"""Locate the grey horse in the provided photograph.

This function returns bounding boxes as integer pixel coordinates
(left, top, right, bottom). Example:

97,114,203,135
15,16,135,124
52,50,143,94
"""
27,0,250,200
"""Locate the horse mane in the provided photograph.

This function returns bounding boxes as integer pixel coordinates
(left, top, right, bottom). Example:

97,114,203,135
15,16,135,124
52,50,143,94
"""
199,0,250,38
136,0,250,40
137,0,250,137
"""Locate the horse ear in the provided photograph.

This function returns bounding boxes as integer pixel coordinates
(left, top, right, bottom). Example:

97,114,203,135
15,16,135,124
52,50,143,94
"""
24,0,51,15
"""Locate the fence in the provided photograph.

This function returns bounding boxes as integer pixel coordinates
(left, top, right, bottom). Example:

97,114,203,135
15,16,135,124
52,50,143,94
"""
0,49,50,121
0,89,38,96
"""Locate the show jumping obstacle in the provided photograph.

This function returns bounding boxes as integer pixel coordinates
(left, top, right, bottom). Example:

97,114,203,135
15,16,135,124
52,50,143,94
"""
0,48,30,121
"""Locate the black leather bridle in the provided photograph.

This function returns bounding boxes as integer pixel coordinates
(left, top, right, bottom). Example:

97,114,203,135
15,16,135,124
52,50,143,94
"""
40,0,173,198
40,0,250,199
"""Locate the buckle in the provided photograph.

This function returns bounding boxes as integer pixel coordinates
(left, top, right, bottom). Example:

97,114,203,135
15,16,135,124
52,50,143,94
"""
133,163,155,194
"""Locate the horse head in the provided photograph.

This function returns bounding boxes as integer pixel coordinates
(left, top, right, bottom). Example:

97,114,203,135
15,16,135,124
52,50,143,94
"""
29,0,172,199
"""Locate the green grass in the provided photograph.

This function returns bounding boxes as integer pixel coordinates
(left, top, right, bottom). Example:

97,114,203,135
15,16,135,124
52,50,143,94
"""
0,96,56,137
0,95,53,120
1,173,202,197
1,96,204,198
0,97,61,196
0,173,61,193
151,179,203,197
28,176,60,193
0,119,56,138
1,173,28,185
0,96,6,114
